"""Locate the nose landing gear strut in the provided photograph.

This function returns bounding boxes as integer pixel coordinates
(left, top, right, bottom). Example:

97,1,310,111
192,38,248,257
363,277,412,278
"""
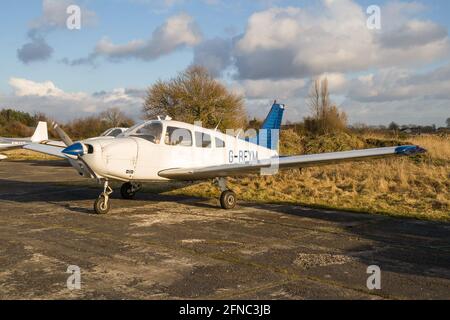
94,180,113,215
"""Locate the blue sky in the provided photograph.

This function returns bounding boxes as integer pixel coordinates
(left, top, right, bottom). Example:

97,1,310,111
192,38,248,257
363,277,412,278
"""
1,0,449,125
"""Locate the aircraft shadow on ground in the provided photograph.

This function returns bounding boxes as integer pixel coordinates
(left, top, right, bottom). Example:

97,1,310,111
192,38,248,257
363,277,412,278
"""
0,178,449,282
0,178,211,207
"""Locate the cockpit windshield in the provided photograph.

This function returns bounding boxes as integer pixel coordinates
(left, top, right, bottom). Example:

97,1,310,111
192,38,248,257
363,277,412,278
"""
125,121,163,144
101,128,125,137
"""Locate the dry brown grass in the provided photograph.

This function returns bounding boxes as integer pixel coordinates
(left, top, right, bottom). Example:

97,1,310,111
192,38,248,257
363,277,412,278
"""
409,135,450,161
2,149,59,161
171,133,450,222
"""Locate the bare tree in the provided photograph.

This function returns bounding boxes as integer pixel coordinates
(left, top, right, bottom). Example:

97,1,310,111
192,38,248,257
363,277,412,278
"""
143,66,247,130
100,107,134,128
305,78,347,134
309,79,321,120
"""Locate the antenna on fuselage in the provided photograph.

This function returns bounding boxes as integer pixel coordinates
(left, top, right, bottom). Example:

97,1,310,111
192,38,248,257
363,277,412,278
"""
214,119,222,131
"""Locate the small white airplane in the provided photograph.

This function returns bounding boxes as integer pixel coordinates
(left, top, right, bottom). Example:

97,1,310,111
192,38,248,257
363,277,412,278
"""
0,121,48,160
24,103,426,214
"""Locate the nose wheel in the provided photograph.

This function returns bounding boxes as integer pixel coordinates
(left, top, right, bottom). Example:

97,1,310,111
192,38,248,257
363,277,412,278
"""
94,181,113,214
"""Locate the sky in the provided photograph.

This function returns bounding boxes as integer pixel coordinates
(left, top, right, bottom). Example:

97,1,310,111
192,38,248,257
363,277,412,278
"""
0,0,449,126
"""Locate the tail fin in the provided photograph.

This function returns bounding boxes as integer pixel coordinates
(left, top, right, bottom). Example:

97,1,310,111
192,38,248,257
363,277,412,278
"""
31,121,48,142
260,101,285,150
262,102,285,131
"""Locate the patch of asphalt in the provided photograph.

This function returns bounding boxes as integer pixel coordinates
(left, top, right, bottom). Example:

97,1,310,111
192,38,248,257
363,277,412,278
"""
0,160,449,300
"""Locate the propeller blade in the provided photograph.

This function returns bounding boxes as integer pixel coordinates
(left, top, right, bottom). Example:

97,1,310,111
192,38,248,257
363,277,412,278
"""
52,122,73,147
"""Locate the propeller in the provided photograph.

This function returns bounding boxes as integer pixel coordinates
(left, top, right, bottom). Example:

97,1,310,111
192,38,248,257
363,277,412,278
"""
52,122,73,147
51,122,86,158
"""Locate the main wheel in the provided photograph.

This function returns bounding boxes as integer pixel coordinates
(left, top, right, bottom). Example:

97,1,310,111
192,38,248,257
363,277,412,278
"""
94,196,110,215
220,190,237,210
120,182,136,200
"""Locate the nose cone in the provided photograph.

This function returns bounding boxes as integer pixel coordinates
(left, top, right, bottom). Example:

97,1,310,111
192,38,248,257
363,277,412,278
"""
62,142,86,157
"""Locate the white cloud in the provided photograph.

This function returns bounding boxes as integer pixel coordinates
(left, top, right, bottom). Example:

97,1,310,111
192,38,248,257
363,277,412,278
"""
17,0,97,64
348,64,450,102
9,78,86,100
189,0,450,126
95,13,202,61
194,0,449,80
68,13,202,64
5,78,144,120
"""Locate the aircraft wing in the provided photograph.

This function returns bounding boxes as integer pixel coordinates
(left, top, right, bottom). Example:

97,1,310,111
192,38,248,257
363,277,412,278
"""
158,145,426,181
23,143,67,159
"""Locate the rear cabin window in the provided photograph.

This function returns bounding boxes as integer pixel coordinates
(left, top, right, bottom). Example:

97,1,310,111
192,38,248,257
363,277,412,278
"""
131,122,162,144
215,137,225,148
165,127,193,147
195,132,212,148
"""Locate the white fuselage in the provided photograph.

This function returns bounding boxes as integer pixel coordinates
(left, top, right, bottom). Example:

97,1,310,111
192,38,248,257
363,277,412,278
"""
79,120,277,182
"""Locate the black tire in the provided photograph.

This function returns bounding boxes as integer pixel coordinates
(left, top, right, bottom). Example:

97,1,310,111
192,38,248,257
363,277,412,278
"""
120,182,136,200
220,190,237,210
94,196,110,215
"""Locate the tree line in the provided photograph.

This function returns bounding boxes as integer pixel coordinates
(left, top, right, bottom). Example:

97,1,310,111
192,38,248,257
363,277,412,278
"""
0,108,134,140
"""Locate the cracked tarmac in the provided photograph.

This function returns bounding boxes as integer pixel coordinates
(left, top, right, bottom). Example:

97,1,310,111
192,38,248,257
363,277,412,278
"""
0,160,449,299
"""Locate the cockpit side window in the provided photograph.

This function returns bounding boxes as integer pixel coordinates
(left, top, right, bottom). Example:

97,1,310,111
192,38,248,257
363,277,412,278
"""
195,132,212,148
215,137,225,148
165,127,192,147
131,122,163,143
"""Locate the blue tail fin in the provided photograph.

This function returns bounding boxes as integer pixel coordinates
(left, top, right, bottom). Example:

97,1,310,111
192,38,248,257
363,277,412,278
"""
262,102,285,131
260,102,285,150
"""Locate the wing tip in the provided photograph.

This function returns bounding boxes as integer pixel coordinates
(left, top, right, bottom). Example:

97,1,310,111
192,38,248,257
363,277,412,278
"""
395,145,427,156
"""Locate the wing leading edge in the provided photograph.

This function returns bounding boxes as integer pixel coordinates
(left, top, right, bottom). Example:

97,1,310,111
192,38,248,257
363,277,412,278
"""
158,145,426,181
23,143,67,159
